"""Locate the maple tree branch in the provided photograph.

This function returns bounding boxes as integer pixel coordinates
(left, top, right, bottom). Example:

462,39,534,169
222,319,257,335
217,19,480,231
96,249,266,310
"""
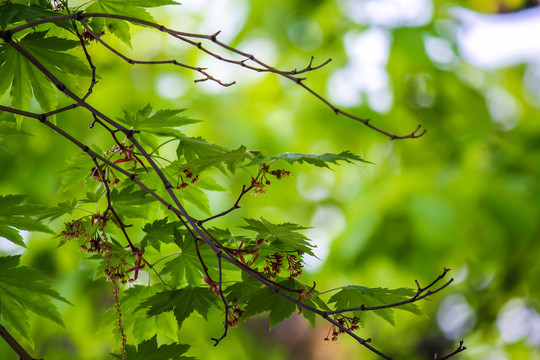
0,12,458,360
0,323,41,360
7,12,425,140
325,268,453,315
211,252,230,346
437,340,467,360
197,182,255,225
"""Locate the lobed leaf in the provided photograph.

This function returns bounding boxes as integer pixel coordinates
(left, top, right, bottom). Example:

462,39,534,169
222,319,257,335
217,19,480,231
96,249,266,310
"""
0,256,70,343
328,285,423,326
138,285,218,329
111,334,192,360
0,194,53,247
247,150,369,169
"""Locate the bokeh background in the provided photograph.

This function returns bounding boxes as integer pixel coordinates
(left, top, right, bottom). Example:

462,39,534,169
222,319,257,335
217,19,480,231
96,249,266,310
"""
1,0,540,359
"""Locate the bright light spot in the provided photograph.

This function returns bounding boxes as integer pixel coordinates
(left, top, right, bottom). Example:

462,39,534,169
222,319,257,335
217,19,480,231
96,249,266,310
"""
304,205,346,271
0,230,30,255
328,28,393,112
424,35,456,67
452,265,469,284
296,170,334,201
166,0,249,43
368,88,393,113
154,73,189,99
497,298,540,345
452,6,540,69
311,205,346,238
339,0,433,28
523,63,540,103
303,229,330,271
327,67,363,107
437,294,476,339
486,87,520,131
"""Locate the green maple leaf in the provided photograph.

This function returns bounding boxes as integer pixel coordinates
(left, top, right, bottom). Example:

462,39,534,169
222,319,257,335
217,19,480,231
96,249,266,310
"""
0,194,53,247
100,284,177,344
141,217,182,250
241,279,299,330
138,285,218,329
161,229,220,286
38,199,78,222
57,151,97,193
0,3,64,30
327,286,423,326
0,31,90,125
86,0,179,46
111,335,192,360
0,256,70,344
240,217,314,256
176,136,228,163
174,138,251,174
118,104,199,149
248,150,369,169
110,184,156,219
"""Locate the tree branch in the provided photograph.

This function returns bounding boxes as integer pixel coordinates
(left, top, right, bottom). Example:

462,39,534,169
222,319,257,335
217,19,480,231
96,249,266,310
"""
0,323,41,360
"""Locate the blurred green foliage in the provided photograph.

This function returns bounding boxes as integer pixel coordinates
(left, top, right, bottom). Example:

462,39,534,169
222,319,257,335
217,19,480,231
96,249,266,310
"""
1,0,540,359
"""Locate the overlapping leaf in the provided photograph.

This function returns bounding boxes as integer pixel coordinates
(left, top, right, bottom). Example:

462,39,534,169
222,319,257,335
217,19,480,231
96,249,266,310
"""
118,104,199,149
110,184,156,218
100,285,177,343
0,194,53,247
161,229,220,286
111,335,192,360
138,285,218,329
248,150,369,169
86,0,179,46
0,3,63,30
0,256,70,343
141,217,182,250
240,217,314,256
38,199,78,221
0,31,90,124
328,286,423,326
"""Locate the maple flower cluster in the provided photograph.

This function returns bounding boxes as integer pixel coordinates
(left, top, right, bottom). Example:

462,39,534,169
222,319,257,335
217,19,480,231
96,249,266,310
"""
324,315,361,342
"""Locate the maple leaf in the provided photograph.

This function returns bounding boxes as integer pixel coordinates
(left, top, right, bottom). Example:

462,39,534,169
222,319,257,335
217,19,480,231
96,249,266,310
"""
161,229,222,286
100,285,177,344
110,184,156,219
0,3,63,30
247,150,369,169
240,217,315,256
111,335,192,360
141,217,182,250
0,31,90,125
118,104,199,149
38,199,78,222
86,0,179,46
0,194,53,247
138,285,218,329
174,143,251,174
328,286,423,326
0,256,70,344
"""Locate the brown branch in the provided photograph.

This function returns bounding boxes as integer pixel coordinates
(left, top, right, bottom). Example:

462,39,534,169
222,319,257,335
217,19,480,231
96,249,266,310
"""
325,268,453,315
437,340,467,360
0,323,41,360
211,251,230,346
6,13,425,140
197,182,254,225
0,11,454,359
